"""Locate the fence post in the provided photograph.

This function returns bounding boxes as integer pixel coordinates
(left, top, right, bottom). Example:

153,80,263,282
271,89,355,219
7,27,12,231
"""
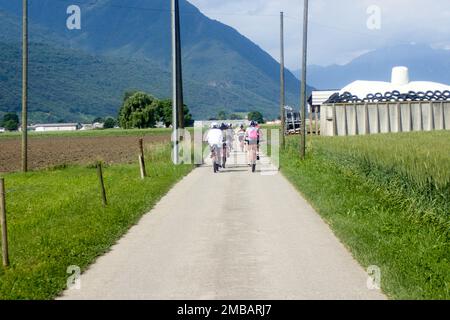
343,104,348,136
332,104,338,136
138,138,147,179
429,103,435,131
376,103,381,134
419,102,424,131
387,104,391,133
364,103,370,135
397,103,402,133
353,104,358,135
0,178,9,267
315,108,319,135
96,162,107,207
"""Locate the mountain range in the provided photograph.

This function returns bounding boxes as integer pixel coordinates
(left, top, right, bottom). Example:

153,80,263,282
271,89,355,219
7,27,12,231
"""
0,0,305,123
294,44,450,90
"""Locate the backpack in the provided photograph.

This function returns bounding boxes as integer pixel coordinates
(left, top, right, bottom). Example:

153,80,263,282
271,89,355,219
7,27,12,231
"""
248,127,258,140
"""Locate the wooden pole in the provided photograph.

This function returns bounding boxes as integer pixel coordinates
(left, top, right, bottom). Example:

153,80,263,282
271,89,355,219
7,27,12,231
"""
299,0,309,159
22,0,28,172
138,138,147,179
96,163,107,207
172,0,185,160
0,178,9,267
280,12,286,149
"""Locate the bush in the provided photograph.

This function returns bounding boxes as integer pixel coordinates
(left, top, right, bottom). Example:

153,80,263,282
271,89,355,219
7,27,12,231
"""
103,117,117,129
248,111,264,123
1,112,19,130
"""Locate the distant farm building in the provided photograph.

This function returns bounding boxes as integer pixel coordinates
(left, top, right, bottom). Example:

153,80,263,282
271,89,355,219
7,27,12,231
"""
34,123,82,132
0,127,5,133
308,90,340,114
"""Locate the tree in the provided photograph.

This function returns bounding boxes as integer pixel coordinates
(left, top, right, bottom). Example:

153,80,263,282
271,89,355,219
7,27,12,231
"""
93,117,104,123
217,110,228,120
123,90,139,103
103,117,117,129
248,111,265,124
118,92,194,129
1,112,19,131
154,99,194,128
118,92,157,129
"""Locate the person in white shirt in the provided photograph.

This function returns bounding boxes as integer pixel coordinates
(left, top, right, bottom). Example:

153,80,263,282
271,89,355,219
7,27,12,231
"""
205,122,223,171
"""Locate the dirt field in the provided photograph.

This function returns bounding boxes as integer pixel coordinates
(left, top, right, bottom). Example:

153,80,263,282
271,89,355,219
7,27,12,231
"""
0,135,170,173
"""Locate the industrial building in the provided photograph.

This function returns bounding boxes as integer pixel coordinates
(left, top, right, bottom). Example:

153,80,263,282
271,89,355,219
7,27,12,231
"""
319,67,450,136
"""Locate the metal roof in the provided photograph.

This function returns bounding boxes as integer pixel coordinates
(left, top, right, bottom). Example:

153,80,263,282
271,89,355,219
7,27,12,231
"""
33,123,81,127
310,90,340,106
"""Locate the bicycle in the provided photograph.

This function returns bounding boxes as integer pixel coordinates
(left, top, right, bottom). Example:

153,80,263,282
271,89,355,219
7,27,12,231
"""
222,142,227,169
210,145,221,173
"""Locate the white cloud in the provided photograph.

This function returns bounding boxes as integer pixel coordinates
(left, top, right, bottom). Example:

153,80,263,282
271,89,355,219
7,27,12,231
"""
188,0,450,69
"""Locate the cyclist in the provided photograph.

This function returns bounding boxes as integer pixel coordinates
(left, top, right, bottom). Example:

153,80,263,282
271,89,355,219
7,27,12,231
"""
237,124,246,152
245,121,259,173
205,122,223,173
255,121,261,161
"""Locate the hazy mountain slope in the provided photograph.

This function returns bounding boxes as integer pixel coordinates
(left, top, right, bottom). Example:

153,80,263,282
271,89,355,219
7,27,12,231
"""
0,0,307,120
295,44,450,90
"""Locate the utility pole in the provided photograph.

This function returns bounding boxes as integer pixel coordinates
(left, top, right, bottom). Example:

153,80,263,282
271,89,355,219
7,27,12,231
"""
22,0,28,172
300,0,309,159
171,0,184,164
280,12,286,150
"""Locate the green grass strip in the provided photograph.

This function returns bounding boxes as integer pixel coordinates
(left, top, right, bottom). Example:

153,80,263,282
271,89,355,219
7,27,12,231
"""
281,133,450,300
0,145,193,299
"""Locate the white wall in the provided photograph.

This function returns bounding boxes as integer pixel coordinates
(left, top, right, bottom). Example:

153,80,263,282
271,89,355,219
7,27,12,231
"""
35,126,79,132
321,101,450,136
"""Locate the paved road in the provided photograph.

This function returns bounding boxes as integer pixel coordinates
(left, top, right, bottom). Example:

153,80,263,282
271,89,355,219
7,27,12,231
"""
60,149,385,300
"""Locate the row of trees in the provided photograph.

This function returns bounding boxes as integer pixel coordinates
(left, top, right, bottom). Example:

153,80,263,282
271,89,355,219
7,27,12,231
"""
210,110,265,123
1,93,264,131
118,91,193,129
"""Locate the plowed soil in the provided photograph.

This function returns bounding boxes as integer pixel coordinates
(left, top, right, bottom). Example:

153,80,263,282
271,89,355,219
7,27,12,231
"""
0,135,169,173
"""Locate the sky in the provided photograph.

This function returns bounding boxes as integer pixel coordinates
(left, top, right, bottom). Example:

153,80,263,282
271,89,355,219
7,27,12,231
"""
188,0,450,70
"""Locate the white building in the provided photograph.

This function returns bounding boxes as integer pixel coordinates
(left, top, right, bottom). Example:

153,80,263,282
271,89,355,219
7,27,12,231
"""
34,123,82,132
0,127,5,133
320,67,450,136
308,90,340,113
340,66,450,98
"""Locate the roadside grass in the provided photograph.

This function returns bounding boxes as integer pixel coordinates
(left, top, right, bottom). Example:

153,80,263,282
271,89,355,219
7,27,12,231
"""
0,128,171,140
0,143,193,299
281,131,450,300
